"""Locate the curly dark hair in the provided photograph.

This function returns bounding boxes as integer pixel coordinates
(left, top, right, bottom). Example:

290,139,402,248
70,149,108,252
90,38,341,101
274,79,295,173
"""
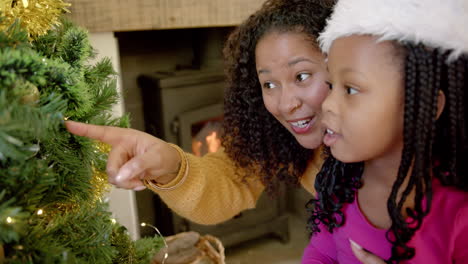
221,0,334,195
306,43,468,263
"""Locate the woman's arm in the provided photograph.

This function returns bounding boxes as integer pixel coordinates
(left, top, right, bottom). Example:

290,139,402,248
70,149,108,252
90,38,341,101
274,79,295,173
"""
145,145,265,224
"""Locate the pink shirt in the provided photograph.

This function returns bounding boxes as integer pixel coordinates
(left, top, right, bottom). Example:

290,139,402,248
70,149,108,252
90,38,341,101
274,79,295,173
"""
302,179,468,263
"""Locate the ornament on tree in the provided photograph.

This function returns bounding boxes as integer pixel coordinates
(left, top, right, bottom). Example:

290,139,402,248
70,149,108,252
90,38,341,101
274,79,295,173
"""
0,0,70,39
14,79,40,104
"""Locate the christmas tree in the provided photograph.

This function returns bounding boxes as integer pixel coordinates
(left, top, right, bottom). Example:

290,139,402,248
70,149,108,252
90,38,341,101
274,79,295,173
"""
0,1,164,263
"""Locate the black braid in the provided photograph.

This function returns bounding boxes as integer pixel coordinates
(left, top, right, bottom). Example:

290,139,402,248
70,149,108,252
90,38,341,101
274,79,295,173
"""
307,43,468,263
386,44,440,262
434,55,467,189
306,151,363,234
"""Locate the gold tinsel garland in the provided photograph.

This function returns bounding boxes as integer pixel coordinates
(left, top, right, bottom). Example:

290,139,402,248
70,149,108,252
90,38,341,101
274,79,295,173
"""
93,141,112,200
90,165,111,202
0,0,70,39
45,142,112,215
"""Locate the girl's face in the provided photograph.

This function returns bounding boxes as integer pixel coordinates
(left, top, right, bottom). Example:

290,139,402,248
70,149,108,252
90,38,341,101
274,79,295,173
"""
256,31,329,149
322,35,405,163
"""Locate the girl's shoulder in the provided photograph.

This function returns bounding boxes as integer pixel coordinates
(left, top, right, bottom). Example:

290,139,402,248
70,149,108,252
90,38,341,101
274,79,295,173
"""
430,179,468,229
410,182,468,264
432,181,468,261
432,178,468,206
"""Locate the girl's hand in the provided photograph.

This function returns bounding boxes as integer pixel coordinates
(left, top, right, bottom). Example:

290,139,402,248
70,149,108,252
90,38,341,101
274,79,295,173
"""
350,239,387,264
65,121,182,191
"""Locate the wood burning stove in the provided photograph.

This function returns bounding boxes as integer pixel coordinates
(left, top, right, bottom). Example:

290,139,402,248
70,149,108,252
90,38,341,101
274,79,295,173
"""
138,69,289,247
177,103,223,157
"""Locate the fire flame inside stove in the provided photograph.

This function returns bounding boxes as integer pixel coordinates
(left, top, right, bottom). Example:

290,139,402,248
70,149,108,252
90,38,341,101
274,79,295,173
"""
206,131,221,153
192,130,221,157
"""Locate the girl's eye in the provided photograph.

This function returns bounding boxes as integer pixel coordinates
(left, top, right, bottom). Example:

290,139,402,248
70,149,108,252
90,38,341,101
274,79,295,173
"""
346,86,359,95
325,81,333,90
263,82,277,89
296,73,311,82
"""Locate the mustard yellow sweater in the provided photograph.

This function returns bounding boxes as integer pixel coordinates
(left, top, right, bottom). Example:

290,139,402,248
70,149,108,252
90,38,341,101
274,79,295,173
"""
144,145,322,225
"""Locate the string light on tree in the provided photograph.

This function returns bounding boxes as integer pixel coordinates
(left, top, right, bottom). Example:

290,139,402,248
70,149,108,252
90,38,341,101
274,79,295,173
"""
141,222,169,263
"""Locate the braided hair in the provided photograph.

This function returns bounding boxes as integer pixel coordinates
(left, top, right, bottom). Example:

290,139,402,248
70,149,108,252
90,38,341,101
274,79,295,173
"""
307,43,468,262
221,0,334,195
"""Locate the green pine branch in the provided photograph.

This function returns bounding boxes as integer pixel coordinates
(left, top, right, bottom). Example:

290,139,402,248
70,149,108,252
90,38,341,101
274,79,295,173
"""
0,16,162,263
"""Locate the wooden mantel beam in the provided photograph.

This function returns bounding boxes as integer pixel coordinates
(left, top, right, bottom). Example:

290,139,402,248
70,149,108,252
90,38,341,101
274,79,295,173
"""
67,0,266,32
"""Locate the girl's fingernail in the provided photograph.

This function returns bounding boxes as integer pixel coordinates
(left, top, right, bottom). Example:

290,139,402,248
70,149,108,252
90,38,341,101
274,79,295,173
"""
349,239,363,250
133,186,146,191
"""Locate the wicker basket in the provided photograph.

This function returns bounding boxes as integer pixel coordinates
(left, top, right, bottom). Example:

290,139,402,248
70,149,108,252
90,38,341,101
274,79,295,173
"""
152,231,225,264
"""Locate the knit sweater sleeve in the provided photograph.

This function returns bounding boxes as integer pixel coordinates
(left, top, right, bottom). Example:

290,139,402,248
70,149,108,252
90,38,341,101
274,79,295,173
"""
144,145,265,225
144,145,322,225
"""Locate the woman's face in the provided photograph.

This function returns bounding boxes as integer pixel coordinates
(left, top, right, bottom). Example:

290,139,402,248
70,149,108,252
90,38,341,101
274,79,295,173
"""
255,31,329,149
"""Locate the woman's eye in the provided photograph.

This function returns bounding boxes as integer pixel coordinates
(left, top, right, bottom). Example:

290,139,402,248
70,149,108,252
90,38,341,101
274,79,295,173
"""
296,73,311,82
263,82,277,89
346,86,359,95
325,81,333,90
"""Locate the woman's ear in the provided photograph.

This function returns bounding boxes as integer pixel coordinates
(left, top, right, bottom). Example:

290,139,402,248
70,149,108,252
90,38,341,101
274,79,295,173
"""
436,90,446,120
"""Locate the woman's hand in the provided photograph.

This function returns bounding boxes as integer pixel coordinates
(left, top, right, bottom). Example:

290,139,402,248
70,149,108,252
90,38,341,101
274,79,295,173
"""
66,121,181,191
350,239,387,264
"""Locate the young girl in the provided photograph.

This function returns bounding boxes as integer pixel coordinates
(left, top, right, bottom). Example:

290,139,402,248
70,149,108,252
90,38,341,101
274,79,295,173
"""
303,0,468,263
66,0,333,224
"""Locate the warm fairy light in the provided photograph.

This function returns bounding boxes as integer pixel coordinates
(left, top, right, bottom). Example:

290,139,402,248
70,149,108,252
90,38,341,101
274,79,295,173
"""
111,218,117,224
37,209,43,215
14,245,24,250
6,217,13,223
140,222,169,264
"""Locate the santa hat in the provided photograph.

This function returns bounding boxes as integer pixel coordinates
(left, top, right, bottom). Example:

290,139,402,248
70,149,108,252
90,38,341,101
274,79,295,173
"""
319,0,468,62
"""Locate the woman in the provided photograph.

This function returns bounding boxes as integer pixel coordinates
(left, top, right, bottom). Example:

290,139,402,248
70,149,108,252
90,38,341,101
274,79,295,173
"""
66,0,333,224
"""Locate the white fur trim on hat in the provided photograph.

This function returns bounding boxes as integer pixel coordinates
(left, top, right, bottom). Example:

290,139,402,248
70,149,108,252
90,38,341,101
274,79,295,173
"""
319,0,468,62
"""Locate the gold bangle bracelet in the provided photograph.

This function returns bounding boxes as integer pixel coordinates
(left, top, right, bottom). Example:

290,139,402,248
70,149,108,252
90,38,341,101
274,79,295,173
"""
144,144,189,191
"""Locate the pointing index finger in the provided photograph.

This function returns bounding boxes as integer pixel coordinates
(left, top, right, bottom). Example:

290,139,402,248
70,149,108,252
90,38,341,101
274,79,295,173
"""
65,120,124,145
